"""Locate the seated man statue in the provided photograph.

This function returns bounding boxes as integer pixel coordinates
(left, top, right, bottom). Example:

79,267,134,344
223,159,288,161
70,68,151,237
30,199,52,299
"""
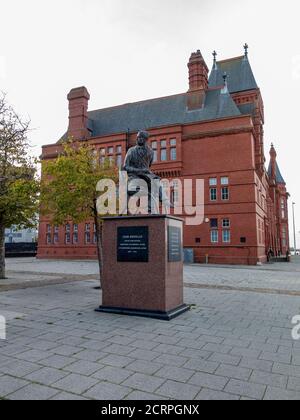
123,131,170,213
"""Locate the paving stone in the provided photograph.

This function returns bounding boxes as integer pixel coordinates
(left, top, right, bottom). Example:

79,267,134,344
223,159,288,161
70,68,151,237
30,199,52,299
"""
189,372,228,391
103,344,135,356
129,349,160,362
129,340,158,350
239,357,273,373
15,349,53,363
92,366,132,384
74,350,108,362
101,354,134,368
0,376,29,398
8,383,59,400
24,367,68,385
122,373,165,393
64,360,103,376
287,376,300,392
125,391,167,400
156,366,194,382
84,382,131,400
155,344,186,355
272,363,300,378
249,370,288,388
156,380,199,400
196,388,240,400
52,373,98,394
40,355,77,369
50,392,89,400
154,354,188,367
259,351,291,364
225,379,266,400
209,353,241,366
52,345,81,357
215,364,252,381
0,360,41,378
183,358,219,374
126,360,162,375
264,386,300,400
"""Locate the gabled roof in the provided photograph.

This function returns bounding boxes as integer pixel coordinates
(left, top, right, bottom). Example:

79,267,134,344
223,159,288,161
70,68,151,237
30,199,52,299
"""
209,56,258,93
268,161,286,184
85,89,241,138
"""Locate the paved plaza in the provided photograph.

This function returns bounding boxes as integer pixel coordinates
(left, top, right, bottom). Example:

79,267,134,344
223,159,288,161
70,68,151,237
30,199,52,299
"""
0,258,300,400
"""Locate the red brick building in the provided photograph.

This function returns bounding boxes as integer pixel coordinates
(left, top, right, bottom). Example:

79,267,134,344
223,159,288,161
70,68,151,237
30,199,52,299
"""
38,46,290,265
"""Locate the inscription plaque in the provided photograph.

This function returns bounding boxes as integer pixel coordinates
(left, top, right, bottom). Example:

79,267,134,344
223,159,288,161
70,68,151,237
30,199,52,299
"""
168,226,182,263
117,226,149,263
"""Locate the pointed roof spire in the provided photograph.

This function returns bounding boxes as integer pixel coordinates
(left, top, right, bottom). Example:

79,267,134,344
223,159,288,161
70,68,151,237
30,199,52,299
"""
244,43,249,59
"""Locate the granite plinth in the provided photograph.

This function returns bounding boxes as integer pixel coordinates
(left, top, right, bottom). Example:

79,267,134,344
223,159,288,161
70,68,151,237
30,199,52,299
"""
96,215,189,321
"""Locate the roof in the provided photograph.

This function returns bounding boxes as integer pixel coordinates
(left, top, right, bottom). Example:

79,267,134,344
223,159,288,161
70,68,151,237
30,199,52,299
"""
85,89,241,138
209,56,258,93
268,161,286,184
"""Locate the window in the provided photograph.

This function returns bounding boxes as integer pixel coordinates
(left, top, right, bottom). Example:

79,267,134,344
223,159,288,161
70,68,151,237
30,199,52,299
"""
85,223,91,232
116,154,122,168
108,147,114,155
221,177,229,185
170,147,177,161
160,140,167,161
100,148,106,156
222,219,230,228
151,142,158,163
73,232,78,244
73,224,78,232
240,237,246,244
46,234,52,244
209,178,217,186
281,199,286,219
65,233,71,244
222,230,231,243
210,218,218,229
170,139,177,161
116,146,122,154
160,140,167,148
195,238,201,244
211,230,219,243
54,227,59,243
85,232,91,244
65,224,71,233
94,232,97,244
210,188,217,201
46,225,51,234
221,187,229,201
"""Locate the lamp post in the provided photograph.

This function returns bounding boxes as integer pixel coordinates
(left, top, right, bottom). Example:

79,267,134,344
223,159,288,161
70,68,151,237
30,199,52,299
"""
292,202,297,256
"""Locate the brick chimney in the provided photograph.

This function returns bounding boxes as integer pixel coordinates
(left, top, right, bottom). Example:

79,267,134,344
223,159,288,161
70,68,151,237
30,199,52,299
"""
187,50,208,110
67,86,90,140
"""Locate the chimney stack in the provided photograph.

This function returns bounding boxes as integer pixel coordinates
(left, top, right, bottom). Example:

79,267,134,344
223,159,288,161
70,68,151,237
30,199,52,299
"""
187,50,208,110
67,86,90,140
188,50,209,92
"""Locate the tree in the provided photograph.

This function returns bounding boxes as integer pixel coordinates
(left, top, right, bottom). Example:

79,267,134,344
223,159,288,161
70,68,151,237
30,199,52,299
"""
40,141,118,287
0,93,39,279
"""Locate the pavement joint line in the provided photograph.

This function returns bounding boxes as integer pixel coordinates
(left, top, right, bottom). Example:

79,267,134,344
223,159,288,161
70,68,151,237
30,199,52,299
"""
184,283,300,297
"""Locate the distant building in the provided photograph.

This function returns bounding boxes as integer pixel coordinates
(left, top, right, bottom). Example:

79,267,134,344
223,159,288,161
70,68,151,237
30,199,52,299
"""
5,227,38,244
38,45,290,265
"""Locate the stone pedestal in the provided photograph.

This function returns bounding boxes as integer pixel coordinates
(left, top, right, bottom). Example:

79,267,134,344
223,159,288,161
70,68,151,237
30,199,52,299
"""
96,215,189,321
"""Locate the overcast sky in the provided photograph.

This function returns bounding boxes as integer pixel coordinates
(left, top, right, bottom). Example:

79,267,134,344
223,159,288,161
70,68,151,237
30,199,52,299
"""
1,0,299,245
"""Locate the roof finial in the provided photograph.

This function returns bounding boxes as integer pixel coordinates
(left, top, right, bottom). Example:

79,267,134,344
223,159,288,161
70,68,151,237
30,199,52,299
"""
244,43,249,59
212,50,217,69
221,72,229,94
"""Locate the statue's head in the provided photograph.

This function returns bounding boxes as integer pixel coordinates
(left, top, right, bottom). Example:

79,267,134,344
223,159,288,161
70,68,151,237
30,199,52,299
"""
136,131,149,147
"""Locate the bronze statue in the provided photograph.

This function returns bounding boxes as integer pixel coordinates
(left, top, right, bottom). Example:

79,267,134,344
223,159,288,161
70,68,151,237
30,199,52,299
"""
123,131,171,213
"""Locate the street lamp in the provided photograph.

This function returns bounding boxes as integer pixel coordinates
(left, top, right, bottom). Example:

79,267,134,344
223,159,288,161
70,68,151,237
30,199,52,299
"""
292,202,297,256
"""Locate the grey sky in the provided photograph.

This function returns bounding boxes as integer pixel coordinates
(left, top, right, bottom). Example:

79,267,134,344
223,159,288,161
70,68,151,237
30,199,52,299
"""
1,0,299,245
